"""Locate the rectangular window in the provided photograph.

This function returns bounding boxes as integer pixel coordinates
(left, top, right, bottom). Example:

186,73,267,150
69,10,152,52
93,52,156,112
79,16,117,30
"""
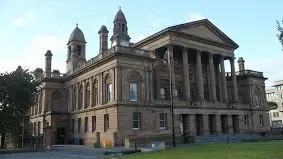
78,118,81,133
130,82,138,101
160,113,167,129
244,115,249,126
38,121,40,135
107,84,112,102
160,88,167,99
92,116,96,132
259,115,264,126
33,122,36,135
71,119,75,132
133,113,141,129
104,114,109,132
84,117,88,133
174,88,181,100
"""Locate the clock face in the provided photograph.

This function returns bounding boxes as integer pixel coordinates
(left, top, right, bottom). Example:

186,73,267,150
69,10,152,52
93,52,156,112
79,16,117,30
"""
120,40,129,47
112,41,117,47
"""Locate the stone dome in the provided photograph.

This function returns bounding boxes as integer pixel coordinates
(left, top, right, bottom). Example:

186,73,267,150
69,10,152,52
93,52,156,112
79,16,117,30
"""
114,8,127,23
68,24,86,43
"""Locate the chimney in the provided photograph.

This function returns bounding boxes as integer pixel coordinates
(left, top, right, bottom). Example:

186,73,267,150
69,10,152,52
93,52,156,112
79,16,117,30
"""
237,57,245,73
52,69,60,78
98,25,109,54
45,50,53,78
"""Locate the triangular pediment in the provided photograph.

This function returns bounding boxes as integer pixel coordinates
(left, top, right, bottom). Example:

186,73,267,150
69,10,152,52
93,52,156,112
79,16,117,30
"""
169,19,238,48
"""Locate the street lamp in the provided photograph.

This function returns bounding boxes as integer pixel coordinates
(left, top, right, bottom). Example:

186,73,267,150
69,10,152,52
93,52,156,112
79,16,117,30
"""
162,47,176,147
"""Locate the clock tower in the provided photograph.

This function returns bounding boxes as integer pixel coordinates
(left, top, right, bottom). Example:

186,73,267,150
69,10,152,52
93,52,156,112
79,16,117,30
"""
110,7,131,47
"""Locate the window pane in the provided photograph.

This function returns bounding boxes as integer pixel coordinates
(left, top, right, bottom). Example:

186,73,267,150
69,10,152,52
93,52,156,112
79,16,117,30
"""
130,82,137,101
133,113,140,129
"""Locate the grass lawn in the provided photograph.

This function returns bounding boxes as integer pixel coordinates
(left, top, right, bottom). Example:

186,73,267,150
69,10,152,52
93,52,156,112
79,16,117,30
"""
121,141,283,159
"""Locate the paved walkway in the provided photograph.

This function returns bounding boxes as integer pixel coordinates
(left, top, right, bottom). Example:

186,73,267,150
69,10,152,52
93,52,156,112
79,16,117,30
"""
0,145,130,159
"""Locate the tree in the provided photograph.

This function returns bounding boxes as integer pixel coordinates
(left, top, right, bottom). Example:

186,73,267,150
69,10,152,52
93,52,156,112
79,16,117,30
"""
276,20,283,47
0,66,39,149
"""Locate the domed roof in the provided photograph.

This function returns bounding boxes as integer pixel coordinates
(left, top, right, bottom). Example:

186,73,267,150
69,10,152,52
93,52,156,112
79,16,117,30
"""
238,57,245,62
68,24,86,43
98,25,109,34
114,7,127,23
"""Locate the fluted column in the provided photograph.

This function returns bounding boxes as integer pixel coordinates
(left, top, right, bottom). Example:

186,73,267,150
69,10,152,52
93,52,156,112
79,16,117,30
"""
76,83,79,110
196,50,204,101
208,53,217,101
216,62,223,102
230,57,239,102
167,44,176,98
89,78,93,107
69,87,72,112
182,47,191,102
220,56,228,102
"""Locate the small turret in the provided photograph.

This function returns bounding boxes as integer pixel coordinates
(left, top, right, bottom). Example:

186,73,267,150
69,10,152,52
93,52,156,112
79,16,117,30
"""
45,50,52,78
237,57,245,72
98,25,109,54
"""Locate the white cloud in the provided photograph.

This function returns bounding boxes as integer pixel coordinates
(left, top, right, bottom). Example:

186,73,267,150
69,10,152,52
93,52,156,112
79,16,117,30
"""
13,17,25,27
187,12,205,22
0,35,67,73
131,33,148,43
244,54,283,88
13,11,38,28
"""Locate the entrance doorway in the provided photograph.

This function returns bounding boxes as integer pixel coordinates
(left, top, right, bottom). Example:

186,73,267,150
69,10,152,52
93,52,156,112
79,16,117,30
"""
209,114,216,134
221,115,228,134
232,115,239,133
196,114,204,135
56,127,65,144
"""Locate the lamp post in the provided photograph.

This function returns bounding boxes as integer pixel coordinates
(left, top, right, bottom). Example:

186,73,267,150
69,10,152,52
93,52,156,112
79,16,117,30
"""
162,46,176,147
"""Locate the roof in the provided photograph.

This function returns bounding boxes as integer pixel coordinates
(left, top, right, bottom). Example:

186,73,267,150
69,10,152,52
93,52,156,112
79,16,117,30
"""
68,24,86,44
114,8,127,23
132,19,239,49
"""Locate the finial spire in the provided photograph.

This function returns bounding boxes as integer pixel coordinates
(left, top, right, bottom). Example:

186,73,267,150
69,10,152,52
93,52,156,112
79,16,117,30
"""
119,6,121,10
76,23,78,27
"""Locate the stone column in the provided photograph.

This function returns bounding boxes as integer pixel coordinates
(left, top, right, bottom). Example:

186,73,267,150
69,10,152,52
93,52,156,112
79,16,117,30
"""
89,78,93,107
216,62,223,102
82,81,85,109
208,53,217,101
228,115,234,134
216,115,222,135
189,114,196,135
196,50,204,101
149,68,154,102
203,114,210,135
145,67,150,102
116,66,122,102
69,87,72,112
76,83,79,110
167,44,176,98
230,57,239,102
182,47,191,102
220,56,228,102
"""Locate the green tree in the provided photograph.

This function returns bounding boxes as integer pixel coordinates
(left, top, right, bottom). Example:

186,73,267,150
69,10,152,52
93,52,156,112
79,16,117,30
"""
0,66,38,149
276,20,283,47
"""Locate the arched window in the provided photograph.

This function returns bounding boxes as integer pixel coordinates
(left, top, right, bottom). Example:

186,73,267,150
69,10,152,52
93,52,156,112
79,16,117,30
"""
85,82,90,108
128,72,141,101
93,79,98,106
77,46,81,56
254,87,261,107
72,87,76,111
105,74,112,103
122,24,125,33
78,85,83,109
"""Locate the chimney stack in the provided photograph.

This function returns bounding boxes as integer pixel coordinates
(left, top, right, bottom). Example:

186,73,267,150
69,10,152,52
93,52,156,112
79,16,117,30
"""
45,50,52,78
237,57,245,73
98,25,109,54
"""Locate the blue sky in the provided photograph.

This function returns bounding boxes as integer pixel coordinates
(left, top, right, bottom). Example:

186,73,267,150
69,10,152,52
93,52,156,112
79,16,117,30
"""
0,0,282,87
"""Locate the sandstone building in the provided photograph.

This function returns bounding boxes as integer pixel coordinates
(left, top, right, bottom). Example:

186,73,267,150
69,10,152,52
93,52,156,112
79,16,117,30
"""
267,80,283,128
29,8,269,147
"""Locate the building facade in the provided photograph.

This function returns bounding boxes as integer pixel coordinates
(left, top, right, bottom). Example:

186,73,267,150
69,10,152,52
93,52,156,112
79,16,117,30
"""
267,81,283,128
29,8,269,147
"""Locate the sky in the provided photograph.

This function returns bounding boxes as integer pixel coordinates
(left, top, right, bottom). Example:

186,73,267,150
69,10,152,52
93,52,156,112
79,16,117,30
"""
0,0,282,88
